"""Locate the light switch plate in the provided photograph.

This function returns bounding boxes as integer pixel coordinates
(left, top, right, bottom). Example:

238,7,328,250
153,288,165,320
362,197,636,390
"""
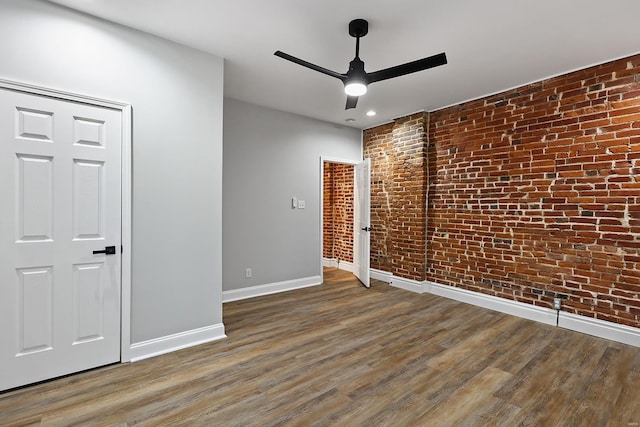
298,200,305,209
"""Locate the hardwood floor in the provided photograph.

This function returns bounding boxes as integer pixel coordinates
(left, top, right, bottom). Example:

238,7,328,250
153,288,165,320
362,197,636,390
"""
1,268,639,426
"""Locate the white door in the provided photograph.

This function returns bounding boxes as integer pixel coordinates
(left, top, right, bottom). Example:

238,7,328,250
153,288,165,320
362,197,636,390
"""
353,158,371,288
0,87,122,391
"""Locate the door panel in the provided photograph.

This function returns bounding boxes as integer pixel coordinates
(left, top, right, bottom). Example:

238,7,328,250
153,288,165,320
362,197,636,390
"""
72,159,105,240
17,267,54,355
0,87,122,391
16,154,54,242
72,262,105,344
16,107,54,142
353,158,371,288
73,116,105,147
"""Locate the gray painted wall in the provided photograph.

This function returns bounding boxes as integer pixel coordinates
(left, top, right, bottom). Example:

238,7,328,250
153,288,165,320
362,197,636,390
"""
223,98,361,291
0,0,224,343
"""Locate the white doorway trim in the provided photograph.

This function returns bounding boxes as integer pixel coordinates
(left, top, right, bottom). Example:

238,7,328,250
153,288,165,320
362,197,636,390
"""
319,156,359,284
0,77,133,363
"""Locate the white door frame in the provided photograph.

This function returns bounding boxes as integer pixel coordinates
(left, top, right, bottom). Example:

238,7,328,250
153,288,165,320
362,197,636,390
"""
319,156,359,284
0,77,133,363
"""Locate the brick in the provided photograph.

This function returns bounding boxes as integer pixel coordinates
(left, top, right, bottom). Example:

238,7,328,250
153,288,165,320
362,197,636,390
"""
322,162,354,263
365,52,640,329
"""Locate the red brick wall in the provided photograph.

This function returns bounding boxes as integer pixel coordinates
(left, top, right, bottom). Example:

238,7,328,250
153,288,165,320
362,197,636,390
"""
334,163,355,262
363,123,394,272
323,162,354,262
366,54,640,328
364,113,429,281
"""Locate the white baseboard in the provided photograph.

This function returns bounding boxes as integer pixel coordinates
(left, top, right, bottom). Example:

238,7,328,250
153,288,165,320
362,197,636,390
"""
371,268,392,283
323,258,355,273
559,312,640,347
129,323,226,362
222,275,322,303
373,268,639,347
337,260,355,273
322,258,338,268
427,281,557,327
390,275,425,294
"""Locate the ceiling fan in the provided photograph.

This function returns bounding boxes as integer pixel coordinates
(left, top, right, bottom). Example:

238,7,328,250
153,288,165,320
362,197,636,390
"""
274,19,447,110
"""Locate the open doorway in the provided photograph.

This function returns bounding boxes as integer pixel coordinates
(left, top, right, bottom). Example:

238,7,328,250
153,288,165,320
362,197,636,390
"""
320,157,370,287
322,160,356,272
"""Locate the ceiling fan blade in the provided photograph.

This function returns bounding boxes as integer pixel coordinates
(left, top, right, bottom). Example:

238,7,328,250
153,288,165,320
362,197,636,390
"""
345,96,359,110
368,52,447,83
274,51,345,81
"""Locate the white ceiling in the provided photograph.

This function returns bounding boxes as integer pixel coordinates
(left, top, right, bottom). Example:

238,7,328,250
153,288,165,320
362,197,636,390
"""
48,0,640,129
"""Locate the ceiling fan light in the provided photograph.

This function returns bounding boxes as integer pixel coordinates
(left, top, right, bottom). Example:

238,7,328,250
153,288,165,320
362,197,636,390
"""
344,82,367,96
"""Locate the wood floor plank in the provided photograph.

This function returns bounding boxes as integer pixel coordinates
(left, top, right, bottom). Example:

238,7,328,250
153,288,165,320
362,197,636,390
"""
563,345,636,426
417,366,513,426
607,351,640,427
1,268,639,426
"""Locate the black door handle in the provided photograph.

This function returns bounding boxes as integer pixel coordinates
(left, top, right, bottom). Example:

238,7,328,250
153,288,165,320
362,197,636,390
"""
361,227,372,232
93,246,116,255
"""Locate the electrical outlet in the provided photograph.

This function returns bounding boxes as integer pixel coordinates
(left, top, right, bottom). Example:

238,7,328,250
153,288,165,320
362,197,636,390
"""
553,298,562,310
245,268,252,279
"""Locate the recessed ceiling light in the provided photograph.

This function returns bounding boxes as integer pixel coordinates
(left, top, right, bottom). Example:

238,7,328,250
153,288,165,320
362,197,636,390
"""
366,110,376,116
345,118,356,123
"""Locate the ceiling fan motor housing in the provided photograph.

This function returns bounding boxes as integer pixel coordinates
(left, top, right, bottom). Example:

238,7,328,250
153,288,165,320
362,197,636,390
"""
347,57,368,82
